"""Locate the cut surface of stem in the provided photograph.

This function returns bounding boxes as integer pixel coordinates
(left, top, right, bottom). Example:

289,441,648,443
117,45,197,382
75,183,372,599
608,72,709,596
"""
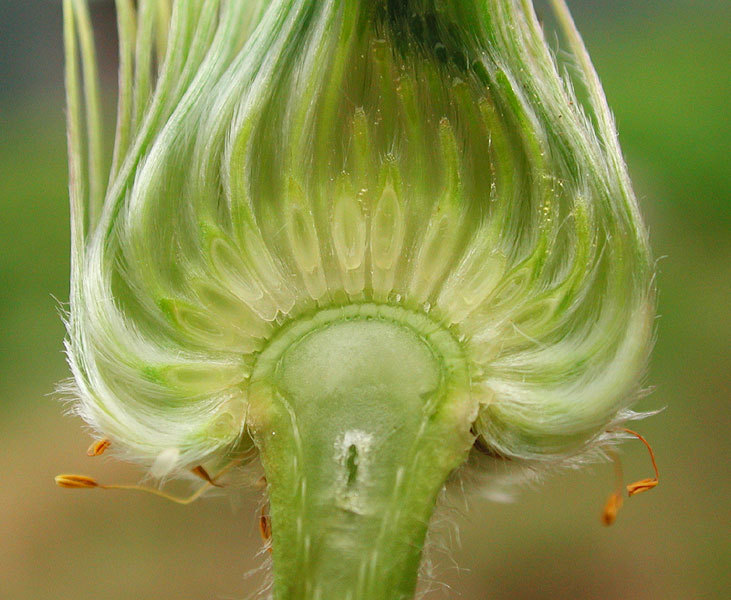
247,304,477,600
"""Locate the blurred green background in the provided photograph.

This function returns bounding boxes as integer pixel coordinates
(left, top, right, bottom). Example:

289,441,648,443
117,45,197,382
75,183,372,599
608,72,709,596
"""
1,1,728,598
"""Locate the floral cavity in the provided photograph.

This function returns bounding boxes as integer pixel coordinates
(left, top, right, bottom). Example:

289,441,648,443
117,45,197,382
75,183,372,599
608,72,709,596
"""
63,0,655,477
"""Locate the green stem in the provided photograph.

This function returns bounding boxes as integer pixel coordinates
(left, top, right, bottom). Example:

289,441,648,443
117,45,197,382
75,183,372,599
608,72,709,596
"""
247,305,476,600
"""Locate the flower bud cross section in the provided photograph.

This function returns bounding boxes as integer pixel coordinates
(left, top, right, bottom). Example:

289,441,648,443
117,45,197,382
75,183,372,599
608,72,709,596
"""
62,2,655,599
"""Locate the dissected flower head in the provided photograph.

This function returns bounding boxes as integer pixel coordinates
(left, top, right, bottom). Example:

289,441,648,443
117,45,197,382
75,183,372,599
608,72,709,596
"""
63,0,654,479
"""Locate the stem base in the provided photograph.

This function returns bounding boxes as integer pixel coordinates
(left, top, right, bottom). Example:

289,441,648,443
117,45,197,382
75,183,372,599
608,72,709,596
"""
248,304,476,600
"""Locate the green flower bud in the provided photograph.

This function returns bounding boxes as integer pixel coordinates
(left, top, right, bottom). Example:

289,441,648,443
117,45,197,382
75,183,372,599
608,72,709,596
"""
62,0,655,597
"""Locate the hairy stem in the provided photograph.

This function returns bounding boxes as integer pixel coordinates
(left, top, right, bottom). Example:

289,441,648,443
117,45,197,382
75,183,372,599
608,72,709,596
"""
247,305,476,600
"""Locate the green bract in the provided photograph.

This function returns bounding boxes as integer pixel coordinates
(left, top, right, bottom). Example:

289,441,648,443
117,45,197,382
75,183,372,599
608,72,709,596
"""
63,0,655,597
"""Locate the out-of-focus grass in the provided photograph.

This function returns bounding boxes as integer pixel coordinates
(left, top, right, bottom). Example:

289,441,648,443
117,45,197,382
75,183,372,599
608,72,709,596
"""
0,107,67,387
0,1,728,599
583,6,730,223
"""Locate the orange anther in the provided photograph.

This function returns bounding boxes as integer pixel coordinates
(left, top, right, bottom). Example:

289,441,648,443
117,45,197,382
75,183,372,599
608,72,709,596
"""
601,450,625,527
627,478,659,496
191,465,222,487
259,503,272,552
87,438,110,456
601,491,623,526
600,428,660,526
622,428,659,496
55,474,99,489
54,458,242,504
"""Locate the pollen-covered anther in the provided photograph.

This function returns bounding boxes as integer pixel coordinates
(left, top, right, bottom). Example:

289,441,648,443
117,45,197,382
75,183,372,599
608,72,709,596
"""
55,459,242,504
626,478,659,496
86,438,110,457
623,429,660,497
601,430,660,525
55,474,99,489
602,491,623,526
259,502,273,552
191,465,222,487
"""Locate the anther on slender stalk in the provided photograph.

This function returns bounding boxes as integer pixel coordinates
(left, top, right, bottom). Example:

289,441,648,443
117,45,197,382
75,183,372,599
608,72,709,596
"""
55,459,240,504
59,1,658,598
624,429,660,496
602,429,660,525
